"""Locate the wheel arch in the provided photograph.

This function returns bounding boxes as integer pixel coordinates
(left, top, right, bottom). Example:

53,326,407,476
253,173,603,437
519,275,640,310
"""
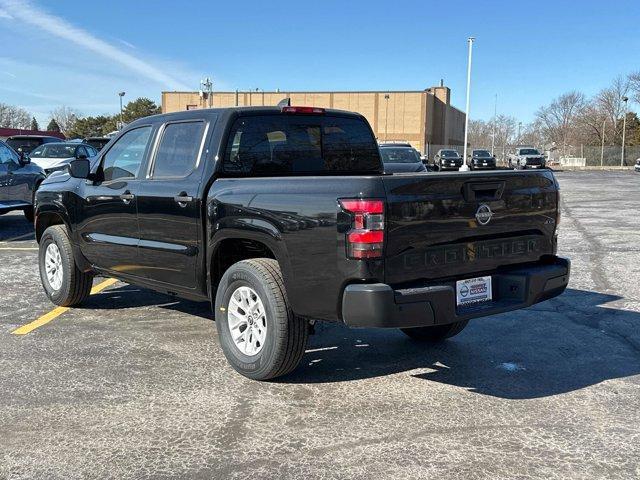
207,230,293,304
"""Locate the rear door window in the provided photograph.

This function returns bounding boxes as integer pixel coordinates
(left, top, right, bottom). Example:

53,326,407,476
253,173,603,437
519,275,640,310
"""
223,114,381,176
151,121,206,178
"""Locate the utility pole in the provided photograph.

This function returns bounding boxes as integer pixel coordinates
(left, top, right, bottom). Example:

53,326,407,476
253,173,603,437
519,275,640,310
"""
600,118,606,168
621,96,628,166
201,77,213,108
384,93,390,141
517,122,522,144
491,93,497,155
462,37,475,162
118,91,125,130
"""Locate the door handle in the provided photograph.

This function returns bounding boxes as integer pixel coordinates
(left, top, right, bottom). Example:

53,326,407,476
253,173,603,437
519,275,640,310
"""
120,191,135,204
174,192,193,207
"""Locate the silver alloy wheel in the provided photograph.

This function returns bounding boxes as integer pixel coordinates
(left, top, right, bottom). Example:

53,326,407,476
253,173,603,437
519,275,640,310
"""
227,286,267,356
44,243,63,291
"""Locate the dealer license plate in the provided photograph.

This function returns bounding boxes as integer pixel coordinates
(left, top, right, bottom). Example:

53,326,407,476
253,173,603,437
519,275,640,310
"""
456,276,492,306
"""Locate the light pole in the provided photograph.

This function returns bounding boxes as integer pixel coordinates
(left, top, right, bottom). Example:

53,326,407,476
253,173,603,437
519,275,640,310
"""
462,37,474,162
600,118,606,168
201,77,213,108
118,91,125,129
517,122,522,144
491,93,497,156
384,93,390,141
621,96,628,166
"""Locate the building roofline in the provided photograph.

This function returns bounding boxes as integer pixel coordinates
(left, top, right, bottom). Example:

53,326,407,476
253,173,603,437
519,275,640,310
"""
162,90,435,95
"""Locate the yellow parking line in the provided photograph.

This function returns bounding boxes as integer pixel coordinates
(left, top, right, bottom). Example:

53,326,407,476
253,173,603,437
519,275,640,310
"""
11,278,119,335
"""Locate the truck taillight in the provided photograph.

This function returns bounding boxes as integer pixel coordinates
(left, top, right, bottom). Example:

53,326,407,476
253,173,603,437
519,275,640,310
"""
339,199,384,259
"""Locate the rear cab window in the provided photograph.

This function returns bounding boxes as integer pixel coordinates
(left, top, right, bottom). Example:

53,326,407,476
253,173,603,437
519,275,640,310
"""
222,113,382,176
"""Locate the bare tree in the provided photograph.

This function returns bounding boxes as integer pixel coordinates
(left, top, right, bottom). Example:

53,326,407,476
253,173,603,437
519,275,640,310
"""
50,106,80,134
629,71,640,104
467,119,493,147
0,103,31,129
535,91,585,155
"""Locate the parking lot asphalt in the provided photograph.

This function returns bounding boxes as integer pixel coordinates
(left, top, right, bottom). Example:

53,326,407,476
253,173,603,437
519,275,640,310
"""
1,171,640,480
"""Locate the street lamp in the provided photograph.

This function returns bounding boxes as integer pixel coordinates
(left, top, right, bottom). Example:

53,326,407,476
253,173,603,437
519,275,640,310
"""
491,93,497,156
517,122,522,143
118,91,125,130
621,96,629,166
462,37,475,163
384,93,390,141
600,118,607,168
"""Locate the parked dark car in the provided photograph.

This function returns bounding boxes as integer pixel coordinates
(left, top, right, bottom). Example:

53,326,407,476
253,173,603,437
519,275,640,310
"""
5,135,62,156
635,158,640,172
0,140,46,222
434,149,463,170
468,149,497,170
35,106,569,380
83,137,111,151
379,144,427,173
29,142,98,174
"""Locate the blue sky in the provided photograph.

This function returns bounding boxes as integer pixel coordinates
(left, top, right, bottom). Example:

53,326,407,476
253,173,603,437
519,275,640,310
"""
1,0,639,125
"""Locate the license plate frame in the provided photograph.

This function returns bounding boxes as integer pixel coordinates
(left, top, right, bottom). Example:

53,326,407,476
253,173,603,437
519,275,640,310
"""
456,276,492,306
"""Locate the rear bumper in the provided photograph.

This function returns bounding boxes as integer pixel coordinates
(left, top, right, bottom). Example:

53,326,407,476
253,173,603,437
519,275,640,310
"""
342,256,570,328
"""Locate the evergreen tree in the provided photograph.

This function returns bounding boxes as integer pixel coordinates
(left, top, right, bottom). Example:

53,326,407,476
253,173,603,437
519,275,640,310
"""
46,118,61,132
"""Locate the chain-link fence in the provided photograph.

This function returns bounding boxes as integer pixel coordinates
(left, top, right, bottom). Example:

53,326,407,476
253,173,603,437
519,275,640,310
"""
425,144,640,167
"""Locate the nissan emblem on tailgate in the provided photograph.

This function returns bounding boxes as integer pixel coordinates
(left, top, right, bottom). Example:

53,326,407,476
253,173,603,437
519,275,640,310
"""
475,204,493,225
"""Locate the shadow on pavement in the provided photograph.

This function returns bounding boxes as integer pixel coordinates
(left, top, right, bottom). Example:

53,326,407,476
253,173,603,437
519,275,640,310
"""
80,285,212,320
281,289,640,399
0,214,35,241
66,283,640,399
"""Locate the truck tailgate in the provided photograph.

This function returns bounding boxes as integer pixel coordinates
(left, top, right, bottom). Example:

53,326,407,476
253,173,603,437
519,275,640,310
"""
381,170,559,285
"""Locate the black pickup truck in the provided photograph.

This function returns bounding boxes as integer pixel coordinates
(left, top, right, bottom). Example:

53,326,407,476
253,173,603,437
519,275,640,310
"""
35,106,570,380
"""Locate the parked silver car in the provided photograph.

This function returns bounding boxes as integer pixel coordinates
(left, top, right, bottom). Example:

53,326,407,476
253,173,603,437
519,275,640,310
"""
27,142,98,174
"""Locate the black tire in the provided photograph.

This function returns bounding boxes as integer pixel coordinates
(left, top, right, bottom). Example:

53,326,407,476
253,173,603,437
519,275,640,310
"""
24,181,40,224
401,320,469,342
215,258,308,380
23,207,34,223
39,225,93,307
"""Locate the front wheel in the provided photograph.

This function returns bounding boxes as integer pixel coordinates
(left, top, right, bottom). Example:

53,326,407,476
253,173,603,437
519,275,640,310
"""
24,207,34,223
401,320,469,342
215,258,308,380
39,225,93,306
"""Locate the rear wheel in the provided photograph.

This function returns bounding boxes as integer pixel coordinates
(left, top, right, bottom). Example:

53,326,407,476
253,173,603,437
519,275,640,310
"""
39,225,93,306
215,258,308,380
401,320,469,342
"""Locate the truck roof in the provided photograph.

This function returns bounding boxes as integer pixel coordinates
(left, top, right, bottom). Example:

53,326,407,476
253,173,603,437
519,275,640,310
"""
129,106,365,127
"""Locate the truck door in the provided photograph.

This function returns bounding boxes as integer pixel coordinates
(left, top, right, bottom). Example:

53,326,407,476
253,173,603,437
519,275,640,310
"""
76,125,154,275
136,118,212,290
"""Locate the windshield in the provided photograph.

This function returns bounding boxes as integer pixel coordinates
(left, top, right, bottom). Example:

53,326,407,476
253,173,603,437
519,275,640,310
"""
441,150,459,158
380,147,420,163
473,150,492,158
6,138,41,153
41,144,77,158
86,138,110,150
519,149,540,155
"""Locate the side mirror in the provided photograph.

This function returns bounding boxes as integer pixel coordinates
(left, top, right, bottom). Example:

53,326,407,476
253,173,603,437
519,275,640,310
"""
68,158,90,178
18,150,31,165
76,153,88,160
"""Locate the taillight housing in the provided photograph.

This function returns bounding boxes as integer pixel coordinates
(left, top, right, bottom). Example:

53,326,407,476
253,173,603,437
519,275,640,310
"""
339,199,385,259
